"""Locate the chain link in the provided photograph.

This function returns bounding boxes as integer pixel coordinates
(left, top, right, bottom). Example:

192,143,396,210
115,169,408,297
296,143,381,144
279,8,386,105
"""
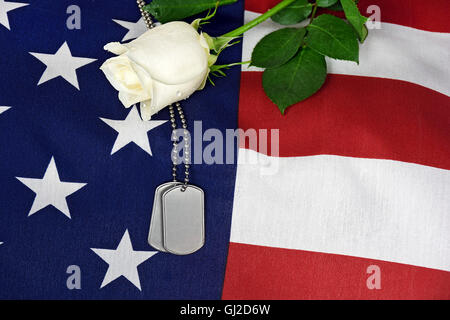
136,0,155,29
138,1,190,191
169,103,191,191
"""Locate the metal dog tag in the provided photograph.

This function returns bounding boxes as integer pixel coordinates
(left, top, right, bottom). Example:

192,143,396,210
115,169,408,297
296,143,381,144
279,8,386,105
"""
148,182,180,251
162,184,205,255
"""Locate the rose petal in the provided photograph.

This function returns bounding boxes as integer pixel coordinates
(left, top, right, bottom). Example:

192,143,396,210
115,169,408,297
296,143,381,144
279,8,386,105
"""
104,42,129,55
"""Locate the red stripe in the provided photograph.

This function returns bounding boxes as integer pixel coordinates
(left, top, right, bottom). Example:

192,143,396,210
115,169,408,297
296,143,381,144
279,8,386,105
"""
245,0,450,33
222,243,450,300
238,72,450,171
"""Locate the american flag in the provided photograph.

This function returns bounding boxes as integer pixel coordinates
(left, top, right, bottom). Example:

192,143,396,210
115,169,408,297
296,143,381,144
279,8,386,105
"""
0,0,449,300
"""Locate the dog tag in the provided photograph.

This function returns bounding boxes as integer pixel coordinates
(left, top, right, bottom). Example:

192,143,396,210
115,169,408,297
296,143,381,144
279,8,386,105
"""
148,182,180,251
162,184,205,255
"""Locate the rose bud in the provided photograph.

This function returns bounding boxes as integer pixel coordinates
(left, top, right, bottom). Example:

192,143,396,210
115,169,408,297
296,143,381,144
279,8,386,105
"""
100,21,211,120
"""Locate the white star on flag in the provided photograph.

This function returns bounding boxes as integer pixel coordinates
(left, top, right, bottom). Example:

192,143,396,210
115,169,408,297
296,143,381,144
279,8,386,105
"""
112,18,147,42
100,106,167,156
0,106,11,114
91,230,157,290
16,157,87,219
0,0,28,30
29,42,97,90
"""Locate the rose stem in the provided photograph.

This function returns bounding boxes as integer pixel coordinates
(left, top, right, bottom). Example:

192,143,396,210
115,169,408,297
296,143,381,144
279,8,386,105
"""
221,0,297,38
309,2,318,24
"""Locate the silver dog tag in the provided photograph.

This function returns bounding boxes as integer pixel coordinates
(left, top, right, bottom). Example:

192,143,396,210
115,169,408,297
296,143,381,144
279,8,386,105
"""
162,184,205,255
148,182,180,252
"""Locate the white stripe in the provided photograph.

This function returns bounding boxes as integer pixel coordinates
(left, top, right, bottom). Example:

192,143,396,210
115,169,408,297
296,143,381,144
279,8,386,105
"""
231,149,450,271
242,11,450,96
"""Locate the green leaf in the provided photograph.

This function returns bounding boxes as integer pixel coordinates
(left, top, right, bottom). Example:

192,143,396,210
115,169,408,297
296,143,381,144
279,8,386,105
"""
208,61,250,86
144,0,237,24
271,0,313,25
327,3,343,11
340,0,368,42
191,2,220,30
251,28,306,69
203,33,240,54
262,48,327,114
327,0,359,11
306,14,359,62
317,0,339,8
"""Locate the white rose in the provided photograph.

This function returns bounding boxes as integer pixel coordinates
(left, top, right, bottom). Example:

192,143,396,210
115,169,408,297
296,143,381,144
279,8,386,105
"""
100,21,211,120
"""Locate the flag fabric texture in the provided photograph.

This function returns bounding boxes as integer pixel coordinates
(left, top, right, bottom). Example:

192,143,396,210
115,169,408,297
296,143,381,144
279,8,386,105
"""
0,0,449,300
